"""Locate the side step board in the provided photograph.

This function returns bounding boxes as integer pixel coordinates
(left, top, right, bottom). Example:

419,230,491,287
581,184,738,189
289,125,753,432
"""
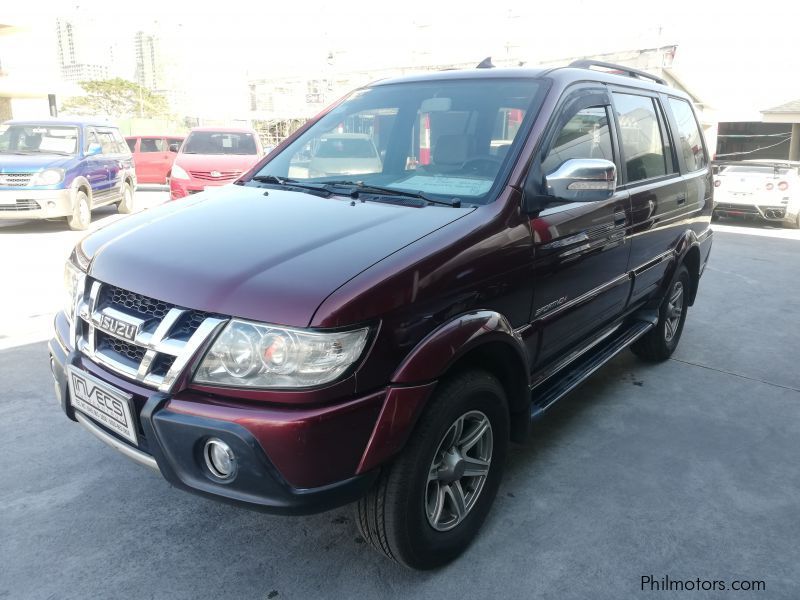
530,315,656,419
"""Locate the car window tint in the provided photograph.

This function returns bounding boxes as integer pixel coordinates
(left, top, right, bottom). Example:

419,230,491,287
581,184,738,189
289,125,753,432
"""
140,137,165,152
541,106,614,175
112,129,129,154
668,98,707,172
85,129,99,152
97,131,117,155
126,138,137,152
613,93,667,182
491,107,526,158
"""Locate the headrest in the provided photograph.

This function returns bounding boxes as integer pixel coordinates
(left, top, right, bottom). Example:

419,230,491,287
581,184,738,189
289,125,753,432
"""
433,134,472,165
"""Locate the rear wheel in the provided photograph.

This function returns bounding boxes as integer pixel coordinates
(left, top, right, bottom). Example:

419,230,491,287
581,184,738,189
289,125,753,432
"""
786,212,800,229
355,370,508,569
117,182,134,214
631,265,690,362
66,190,91,231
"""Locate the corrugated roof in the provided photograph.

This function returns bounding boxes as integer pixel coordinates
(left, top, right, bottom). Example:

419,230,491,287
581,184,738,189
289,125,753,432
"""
763,99,800,113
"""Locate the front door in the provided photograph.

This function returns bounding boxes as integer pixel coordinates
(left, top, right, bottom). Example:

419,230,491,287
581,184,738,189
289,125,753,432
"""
527,88,632,368
83,128,111,199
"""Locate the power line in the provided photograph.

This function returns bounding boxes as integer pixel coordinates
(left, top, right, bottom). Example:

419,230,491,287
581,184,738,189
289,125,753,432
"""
715,137,790,158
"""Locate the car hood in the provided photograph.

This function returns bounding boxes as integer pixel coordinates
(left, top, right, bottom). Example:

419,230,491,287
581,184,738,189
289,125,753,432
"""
0,154,74,172
174,153,260,173
83,185,473,327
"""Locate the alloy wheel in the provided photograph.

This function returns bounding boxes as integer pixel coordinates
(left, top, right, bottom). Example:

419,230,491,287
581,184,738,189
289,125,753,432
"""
664,281,684,342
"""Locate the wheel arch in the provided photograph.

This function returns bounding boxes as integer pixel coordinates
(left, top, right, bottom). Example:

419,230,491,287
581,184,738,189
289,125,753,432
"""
391,310,531,442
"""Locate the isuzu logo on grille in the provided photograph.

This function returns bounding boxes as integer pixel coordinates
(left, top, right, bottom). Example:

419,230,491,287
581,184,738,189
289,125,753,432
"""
97,314,140,342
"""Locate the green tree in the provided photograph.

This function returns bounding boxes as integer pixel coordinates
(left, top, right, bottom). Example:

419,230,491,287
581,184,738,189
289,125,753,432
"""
60,78,170,118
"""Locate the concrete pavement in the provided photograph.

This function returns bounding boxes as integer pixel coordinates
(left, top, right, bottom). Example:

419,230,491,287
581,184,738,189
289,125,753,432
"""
1,221,799,599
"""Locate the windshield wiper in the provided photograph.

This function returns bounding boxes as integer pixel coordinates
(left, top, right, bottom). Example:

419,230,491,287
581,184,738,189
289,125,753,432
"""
248,175,332,197
321,180,462,207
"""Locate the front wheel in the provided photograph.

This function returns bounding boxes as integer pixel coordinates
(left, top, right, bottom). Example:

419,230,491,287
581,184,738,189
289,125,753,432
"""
355,370,509,569
66,190,91,231
631,265,690,362
117,182,134,214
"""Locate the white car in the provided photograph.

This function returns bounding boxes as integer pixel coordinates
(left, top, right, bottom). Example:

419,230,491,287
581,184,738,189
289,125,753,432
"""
308,133,382,177
713,160,800,228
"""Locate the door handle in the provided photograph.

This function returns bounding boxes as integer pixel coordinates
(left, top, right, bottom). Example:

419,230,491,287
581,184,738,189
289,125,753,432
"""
676,194,687,205
613,211,627,226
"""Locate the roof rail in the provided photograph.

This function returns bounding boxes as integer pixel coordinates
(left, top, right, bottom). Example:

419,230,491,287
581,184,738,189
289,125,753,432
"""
567,59,667,86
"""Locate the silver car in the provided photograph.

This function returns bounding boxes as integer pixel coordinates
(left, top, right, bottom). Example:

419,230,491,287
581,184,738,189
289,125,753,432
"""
308,133,382,177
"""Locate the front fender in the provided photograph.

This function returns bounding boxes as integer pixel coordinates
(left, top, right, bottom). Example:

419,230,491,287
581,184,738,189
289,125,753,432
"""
391,310,529,384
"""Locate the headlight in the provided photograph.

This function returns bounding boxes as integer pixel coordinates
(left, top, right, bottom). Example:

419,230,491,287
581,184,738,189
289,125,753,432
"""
171,164,190,180
63,260,85,322
194,319,370,389
31,168,66,186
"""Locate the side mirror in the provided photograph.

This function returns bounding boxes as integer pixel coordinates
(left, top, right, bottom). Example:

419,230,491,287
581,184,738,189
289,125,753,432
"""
86,143,102,156
545,158,616,202
169,143,180,152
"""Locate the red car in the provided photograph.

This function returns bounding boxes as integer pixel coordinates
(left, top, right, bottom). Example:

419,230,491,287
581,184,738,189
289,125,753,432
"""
168,127,263,199
125,135,185,184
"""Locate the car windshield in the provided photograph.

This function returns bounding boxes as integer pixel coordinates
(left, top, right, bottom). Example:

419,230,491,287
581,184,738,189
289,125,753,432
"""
183,131,257,155
0,124,79,155
249,78,545,204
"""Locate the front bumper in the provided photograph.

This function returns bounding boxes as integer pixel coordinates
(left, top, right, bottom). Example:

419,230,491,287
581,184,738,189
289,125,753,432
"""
169,178,229,199
0,188,72,220
49,321,406,515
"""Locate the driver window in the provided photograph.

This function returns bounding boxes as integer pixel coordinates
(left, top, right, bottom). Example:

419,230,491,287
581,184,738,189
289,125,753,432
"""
541,106,614,176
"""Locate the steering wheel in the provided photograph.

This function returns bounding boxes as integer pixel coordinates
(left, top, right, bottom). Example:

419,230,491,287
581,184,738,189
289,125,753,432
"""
460,156,503,176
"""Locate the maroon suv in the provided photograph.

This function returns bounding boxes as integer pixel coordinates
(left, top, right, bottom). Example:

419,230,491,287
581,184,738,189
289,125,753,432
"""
51,61,713,569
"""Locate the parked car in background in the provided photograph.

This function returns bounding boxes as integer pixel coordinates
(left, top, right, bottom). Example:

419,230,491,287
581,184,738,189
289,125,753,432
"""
168,127,263,199
0,119,136,230
308,133,382,177
52,62,713,569
713,159,800,228
125,135,184,184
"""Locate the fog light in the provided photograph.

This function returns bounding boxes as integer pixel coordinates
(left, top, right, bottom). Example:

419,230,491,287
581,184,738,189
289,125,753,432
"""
47,201,57,209
203,438,236,480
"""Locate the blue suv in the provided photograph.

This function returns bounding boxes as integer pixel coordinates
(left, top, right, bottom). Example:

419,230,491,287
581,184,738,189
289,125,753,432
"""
0,119,137,230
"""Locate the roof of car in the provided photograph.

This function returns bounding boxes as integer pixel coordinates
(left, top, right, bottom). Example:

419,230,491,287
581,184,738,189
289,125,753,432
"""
2,117,118,128
188,127,257,134
125,134,185,139
368,65,679,95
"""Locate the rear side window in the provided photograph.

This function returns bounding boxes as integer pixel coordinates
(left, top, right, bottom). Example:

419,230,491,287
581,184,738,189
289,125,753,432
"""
97,131,117,155
541,106,614,175
140,137,165,152
111,129,129,154
668,98,707,172
612,93,667,183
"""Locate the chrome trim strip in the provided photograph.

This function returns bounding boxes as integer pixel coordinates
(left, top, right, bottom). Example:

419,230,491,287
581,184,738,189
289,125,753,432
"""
631,249,674,275
74,412,159,472
533,273,630,324
86,281,101,355
160,317,227,393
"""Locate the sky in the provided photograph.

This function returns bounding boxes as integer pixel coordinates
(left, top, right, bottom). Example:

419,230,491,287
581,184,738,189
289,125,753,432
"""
6,0,800,119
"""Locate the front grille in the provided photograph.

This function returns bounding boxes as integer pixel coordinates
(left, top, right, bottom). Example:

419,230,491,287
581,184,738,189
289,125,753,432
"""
97,331,146,363
103,285,171,320
0,173,34,187
189,170,241,182
74,280,226,390
0,199,41,211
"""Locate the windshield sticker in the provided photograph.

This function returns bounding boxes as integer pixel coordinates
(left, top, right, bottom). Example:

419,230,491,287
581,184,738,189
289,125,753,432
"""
393,176,493,197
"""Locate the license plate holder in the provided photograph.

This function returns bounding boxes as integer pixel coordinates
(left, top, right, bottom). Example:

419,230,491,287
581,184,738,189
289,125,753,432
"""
67,366,138,444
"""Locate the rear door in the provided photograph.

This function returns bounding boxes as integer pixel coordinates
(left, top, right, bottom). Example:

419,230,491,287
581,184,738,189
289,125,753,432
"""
610,89,686,306
528,86,632,367
137,137,170,183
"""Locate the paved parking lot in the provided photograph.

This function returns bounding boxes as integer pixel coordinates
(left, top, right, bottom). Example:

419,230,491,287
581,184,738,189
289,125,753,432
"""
1,213,799,599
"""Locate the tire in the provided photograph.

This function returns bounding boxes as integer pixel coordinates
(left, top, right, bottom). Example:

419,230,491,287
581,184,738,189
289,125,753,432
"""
786,212,800,229
355,370,509,569
66,190,91,231
631,264,690,362
117,182,134,214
